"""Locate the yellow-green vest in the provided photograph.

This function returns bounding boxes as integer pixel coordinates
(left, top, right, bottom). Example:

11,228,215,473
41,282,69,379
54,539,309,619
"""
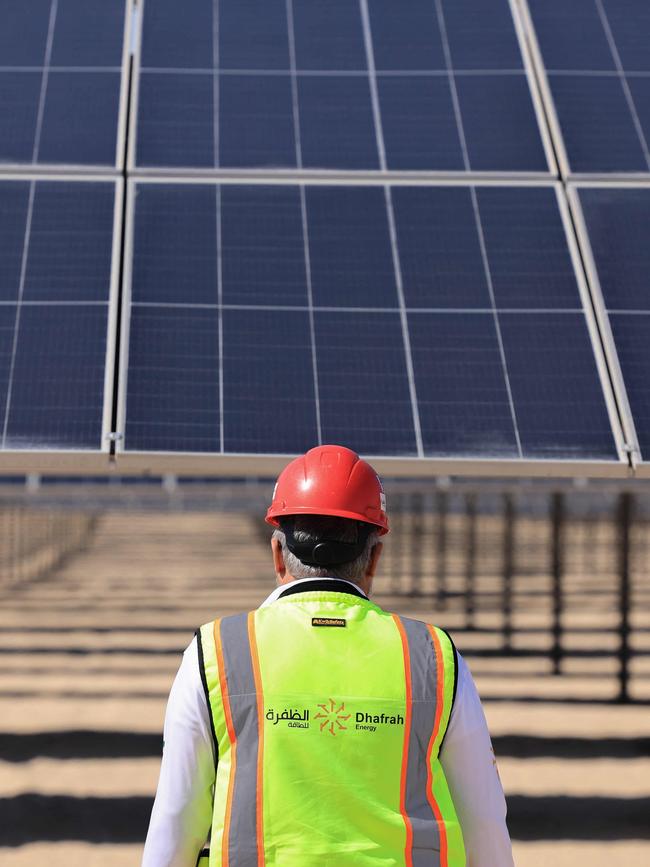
197,588,465,867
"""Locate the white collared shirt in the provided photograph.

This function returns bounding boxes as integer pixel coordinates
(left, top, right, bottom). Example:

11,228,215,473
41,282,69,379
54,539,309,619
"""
142,578,513,867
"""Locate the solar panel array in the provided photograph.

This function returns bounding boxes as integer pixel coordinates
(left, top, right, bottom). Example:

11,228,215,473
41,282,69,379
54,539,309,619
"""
1,0,648,476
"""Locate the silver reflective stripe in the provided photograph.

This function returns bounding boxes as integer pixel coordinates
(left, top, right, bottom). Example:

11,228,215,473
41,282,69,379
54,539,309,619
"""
220,613,260,867
399,615,442,866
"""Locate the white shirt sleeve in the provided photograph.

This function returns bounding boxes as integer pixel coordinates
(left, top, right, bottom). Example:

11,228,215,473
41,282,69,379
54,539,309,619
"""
439,653,514,867
141,637,215,867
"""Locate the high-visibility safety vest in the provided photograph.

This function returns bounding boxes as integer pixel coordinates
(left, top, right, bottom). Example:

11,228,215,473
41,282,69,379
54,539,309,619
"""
197,587,465,867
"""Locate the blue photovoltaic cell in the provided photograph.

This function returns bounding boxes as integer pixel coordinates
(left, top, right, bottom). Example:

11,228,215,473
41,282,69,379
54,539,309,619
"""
292,0,366,70
441,0,524,70
132,184,217,306
391,187,489,309
409,313,518,457
378,77,464,171
369,0,446,70
222,309,317,454
577,187,650,459
499,313,616,459
0,73,41,163
137,74,215,169
528,0,650,174
0,0,50,65
0,183,30,297
475,187,581,309
297,76,379,171
456,75,548,172
51,0,125,67
25,182,115,302
125,182,617,461
126,306,221,453
140,0,212,68
135,0,548,173
219,75,296,168
221,186,307,306
0,0,125,167
314,311,417,456
37,72,121,166
0,306,15,418
305,186,396,308
0,180,116,451
219,0,290,69
5,306,108,450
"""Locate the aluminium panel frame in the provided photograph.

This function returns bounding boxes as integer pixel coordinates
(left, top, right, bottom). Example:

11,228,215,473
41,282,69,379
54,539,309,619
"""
115,450,630,479
115,175,628,478
0,172,123,473
567,180,648,475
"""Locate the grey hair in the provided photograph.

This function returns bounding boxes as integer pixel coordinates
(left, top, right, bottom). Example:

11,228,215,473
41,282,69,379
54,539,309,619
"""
272,515,379,584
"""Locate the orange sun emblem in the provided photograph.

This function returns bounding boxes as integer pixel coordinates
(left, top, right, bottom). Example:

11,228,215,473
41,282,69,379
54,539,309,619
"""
314,698,351,736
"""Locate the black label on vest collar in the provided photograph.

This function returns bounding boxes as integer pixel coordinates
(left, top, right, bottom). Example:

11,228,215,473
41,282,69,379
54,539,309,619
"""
312,617,346,628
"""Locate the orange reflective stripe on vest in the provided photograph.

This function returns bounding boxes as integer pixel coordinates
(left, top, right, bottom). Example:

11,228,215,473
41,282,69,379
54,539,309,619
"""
394,615,449,865
214,614,264,866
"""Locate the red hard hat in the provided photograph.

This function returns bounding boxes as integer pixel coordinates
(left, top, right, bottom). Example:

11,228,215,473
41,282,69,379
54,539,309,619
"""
266,445,389,535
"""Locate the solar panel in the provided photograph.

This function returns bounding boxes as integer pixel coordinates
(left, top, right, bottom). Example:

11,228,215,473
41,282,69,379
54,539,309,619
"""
0,178,119,460
3,1,647,479
132,0,552,175
571,185,650,470
524,0,650,176
118,181,621,470
0,0,129,170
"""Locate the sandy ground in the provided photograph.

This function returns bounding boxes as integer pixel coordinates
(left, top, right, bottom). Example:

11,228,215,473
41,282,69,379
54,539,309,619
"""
1,511,648,865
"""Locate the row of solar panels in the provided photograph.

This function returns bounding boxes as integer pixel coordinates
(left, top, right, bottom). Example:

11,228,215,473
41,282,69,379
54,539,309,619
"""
1,176,648,476
2,0,649,177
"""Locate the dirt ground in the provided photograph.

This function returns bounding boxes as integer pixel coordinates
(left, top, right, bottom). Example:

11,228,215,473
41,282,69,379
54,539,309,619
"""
1,511,648,865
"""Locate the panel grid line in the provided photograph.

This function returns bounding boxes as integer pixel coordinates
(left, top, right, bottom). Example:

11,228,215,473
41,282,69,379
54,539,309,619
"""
130,301,586,315
546,69,650,78
0,65,122,73
137,67,530,77
32,0,59,163
285,0,303,169
434,0,471,172
359,0,387,173
299,187,323,446
359,0,424,457
469,186,524,458
0,300,109,307
594,0,650,170
286,0,322,444
212,0,220,168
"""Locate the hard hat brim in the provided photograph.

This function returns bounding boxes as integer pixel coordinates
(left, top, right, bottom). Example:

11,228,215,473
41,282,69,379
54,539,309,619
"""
265,505,389,535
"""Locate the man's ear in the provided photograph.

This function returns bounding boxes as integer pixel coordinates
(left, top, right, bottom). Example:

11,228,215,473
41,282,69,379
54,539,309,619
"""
272,536,287,581
365,541,383,579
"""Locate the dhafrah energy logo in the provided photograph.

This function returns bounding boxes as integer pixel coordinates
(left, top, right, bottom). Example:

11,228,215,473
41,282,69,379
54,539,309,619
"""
314,698,351,736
